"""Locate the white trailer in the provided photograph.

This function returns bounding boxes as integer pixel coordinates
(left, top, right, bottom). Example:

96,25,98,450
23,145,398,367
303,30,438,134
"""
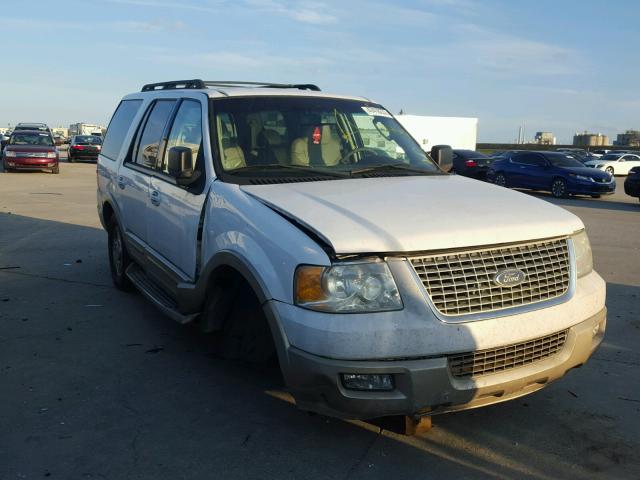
69,123,103,137
395,114,478,152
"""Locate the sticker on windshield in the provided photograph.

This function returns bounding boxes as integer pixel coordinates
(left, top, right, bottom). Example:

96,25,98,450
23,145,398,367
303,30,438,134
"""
361,106,392,118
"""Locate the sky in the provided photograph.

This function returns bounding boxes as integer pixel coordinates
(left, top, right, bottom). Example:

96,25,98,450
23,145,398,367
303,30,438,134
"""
0,0,638,143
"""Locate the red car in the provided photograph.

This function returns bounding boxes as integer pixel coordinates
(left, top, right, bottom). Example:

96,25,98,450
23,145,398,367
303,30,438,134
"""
2,130,59,174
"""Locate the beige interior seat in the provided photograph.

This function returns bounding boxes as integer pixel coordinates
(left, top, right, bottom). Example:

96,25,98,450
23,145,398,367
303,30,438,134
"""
291,125,342,166
221,139,246,170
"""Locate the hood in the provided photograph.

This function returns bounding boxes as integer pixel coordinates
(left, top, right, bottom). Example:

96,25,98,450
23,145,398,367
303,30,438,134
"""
242,176,584,254
5,145,56,153
562,166,611,179
585,159,613,166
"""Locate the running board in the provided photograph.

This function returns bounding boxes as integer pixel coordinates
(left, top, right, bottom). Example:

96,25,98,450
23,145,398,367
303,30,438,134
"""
126,264,199,325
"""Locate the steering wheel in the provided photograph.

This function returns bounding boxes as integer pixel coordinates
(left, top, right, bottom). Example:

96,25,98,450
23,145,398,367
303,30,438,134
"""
338,147,381,165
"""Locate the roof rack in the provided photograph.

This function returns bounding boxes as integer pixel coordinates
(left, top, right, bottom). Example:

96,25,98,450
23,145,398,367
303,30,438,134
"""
141,79,206,92
140,79,321,92
203,81,321,91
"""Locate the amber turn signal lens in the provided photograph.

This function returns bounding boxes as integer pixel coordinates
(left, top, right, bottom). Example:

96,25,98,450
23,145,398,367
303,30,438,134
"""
294,266,327,303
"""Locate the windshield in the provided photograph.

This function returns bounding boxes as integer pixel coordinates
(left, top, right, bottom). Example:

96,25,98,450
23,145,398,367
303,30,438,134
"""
600,154,619,160
212,97,439,179
10,132,54,146
548,154,584,168
75,135,102,144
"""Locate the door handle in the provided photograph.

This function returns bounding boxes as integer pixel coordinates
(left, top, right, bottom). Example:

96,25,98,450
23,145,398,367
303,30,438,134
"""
150,190,161,206
117,176,125,189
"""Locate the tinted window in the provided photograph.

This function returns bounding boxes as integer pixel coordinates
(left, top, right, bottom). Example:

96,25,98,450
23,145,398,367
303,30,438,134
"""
547,154,583,168
600,154,620,160
10,132,53,146
101,100,143,160
161,100,202,175
75,135,102,144
455,150,488,159
134,100,176,168
513,153,545,166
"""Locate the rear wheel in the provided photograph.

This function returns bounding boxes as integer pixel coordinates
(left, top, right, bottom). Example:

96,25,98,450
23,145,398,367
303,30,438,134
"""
108,217,135,292
494,173,507,187
551,178,567,198
68,155,74,163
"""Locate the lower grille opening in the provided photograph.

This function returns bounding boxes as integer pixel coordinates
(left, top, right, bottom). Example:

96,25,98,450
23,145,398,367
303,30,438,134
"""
448,330,568,378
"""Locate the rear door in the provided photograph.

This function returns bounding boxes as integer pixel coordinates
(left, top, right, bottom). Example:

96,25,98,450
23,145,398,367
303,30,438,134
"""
146,99,207,281
117,99,177,254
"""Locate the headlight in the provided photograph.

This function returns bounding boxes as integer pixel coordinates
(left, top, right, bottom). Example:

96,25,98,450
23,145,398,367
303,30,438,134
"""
5,151,16,157
574,174,593,182
46,152,57,158
294,262,403,312
572,230,593,278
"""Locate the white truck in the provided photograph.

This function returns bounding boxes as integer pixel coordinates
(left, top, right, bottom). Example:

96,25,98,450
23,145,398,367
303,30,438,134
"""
396,114,478,151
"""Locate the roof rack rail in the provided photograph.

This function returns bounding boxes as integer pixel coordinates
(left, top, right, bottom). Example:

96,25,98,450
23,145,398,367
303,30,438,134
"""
141,79,206,92
203,81,321,91
140,79,321,92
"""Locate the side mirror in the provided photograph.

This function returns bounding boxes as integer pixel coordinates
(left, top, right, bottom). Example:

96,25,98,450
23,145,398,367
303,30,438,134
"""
430,145,453,172
168,146,196,185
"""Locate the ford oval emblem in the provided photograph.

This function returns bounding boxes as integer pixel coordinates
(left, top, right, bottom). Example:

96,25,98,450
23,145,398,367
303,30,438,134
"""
494,268,527,287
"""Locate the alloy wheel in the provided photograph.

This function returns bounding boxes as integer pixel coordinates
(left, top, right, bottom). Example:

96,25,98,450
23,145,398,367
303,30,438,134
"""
111,227,124,276
495,173,507,187
551,179,567,198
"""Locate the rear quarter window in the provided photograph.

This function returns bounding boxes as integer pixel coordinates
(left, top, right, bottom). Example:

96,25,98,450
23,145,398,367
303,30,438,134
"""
101,100,143,161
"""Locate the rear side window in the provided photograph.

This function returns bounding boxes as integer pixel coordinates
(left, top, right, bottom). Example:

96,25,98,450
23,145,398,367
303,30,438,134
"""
134,100,176,168
101,100,143,161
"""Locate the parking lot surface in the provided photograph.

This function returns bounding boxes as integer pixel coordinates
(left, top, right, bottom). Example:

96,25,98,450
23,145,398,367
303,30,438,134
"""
1,163,639,479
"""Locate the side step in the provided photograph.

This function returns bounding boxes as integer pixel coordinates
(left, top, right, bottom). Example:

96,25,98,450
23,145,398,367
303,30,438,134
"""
126,264,199,325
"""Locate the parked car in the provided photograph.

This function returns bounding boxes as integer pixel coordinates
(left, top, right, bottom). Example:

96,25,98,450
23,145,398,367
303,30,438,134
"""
3,130,59,173
624,167,640,202
451,149,493,179
68,135,102,162
585,153,640,175
97,79,606,423
487,151,615,198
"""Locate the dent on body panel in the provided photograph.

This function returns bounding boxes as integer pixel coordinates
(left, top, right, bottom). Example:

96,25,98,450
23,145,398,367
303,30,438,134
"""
203,182,330,304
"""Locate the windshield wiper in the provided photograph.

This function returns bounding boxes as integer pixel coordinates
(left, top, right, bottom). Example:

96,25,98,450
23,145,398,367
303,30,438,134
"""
349,163,443,176
227,164,349,178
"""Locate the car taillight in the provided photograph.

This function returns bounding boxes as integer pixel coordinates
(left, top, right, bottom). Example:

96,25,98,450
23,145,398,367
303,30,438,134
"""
465,160,478,167
72,145,84,150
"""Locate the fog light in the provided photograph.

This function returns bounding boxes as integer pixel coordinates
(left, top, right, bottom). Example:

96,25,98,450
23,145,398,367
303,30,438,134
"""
341,373,394,391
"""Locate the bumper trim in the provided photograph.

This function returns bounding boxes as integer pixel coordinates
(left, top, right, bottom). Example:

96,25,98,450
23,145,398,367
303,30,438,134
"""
275,307,606,420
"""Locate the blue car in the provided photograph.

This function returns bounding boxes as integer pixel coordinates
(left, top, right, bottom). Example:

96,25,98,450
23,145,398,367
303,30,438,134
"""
487,151,616,198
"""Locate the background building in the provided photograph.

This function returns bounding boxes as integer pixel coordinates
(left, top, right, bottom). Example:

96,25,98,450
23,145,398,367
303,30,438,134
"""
614,130,640,147
534,131,556,145
573,131,609,147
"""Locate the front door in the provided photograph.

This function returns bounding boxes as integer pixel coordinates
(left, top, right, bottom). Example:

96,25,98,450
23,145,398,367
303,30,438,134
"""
146,99,207,281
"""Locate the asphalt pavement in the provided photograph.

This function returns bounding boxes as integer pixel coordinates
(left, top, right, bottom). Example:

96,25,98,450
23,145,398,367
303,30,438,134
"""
1,163,639,479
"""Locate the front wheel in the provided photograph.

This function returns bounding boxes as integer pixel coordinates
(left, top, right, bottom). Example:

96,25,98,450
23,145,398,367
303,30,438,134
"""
551,178,568,198
52,165,60,174
605,166,614,175
108,218,135,292
494,173,507,187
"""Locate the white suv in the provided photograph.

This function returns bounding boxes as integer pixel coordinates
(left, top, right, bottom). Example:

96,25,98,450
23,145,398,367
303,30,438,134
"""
97,80,606,421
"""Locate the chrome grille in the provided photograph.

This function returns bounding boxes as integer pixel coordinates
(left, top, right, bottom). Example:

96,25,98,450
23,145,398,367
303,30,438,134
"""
449,330,568,377
410,238,570,316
